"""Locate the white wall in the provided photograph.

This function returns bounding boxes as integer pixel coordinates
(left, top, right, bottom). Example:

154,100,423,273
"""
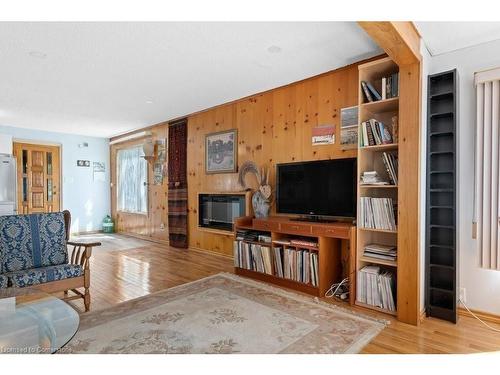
0,125,110,233
429,39,500,314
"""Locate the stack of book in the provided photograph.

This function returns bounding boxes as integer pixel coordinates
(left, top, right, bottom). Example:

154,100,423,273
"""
258,234,272,243
233,241,273,275
359,197,397,231
356,266,396,311
363,244,397,262
360,171,389,185
382,152,398,185
361,73,399,103
272,245,319,286
359,119,393,147
235,229,271,242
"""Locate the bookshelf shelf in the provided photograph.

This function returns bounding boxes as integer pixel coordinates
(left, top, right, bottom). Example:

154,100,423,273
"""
360,97,399,112
355,301,397,316
430,90,454,99
359,184,398,189
359,256,397,268
235,267,319,296
356,57,399,317
358,227,397,234
359,143,399,151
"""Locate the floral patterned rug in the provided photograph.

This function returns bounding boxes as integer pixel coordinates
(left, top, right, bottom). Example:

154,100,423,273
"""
63,273,386,354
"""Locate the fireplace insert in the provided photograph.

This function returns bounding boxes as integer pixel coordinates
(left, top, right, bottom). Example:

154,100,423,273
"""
198,193,246,232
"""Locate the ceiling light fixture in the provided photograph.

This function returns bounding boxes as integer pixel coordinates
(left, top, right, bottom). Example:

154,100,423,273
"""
29,50,47,59
267,45,282,54
146,100,154,104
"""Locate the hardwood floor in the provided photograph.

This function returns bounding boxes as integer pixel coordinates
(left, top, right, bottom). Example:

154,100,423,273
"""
68,233,500,354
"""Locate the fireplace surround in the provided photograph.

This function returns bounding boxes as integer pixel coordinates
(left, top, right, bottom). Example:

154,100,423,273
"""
198,192,249,232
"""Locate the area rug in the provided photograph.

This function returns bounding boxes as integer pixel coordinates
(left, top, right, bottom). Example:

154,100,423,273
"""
63,273,387,354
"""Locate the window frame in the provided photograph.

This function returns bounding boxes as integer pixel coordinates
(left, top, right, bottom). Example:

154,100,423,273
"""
116,144,149,215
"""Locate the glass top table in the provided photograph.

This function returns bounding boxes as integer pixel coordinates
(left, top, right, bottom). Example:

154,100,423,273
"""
0,288,79,354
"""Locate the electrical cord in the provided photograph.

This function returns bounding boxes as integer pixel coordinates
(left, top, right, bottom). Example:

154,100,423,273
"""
325,277,349,299
459,297,500,333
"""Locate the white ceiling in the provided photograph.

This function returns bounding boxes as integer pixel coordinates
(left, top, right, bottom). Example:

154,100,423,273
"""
0,22,381,138
416,22,500,56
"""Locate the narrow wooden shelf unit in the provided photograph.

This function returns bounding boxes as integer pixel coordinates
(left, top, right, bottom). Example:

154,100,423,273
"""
356,57,400,317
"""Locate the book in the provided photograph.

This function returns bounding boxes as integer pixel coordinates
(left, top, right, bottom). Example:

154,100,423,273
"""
361,81,374,102
273,239,291,246
364,243,397,261
381,152,398,185
392,115,399,143
366,82,382,101
369,119,382,145
290,239,319,248
381,77,387,100
378,121,393,144
392,72,399,97
365,121,376,146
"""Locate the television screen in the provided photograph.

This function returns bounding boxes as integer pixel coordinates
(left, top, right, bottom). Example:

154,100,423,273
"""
276,158,357,218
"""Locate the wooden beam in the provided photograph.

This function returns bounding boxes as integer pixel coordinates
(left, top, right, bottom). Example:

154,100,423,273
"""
397,62,421,325
358,22,421,65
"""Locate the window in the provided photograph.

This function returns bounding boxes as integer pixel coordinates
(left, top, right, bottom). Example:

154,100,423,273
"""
117,146,148,214
474,68,500,270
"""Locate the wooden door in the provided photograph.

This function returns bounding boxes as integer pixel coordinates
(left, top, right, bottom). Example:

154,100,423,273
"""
13,143,61,214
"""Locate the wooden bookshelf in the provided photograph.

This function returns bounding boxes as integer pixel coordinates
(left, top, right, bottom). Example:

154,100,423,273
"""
356,57,399,316
233,216,356,304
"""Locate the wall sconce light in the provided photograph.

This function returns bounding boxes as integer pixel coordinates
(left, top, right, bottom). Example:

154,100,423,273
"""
142,140,156,165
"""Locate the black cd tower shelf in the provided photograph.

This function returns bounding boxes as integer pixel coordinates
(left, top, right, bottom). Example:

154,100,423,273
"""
425,69,458,323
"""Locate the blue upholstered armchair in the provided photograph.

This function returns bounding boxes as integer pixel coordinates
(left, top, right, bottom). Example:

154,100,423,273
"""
0,211,100,311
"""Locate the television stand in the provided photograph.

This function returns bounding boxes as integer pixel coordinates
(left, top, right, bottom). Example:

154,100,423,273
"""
292,216,335,223
291,216,354,224
233,216,356,305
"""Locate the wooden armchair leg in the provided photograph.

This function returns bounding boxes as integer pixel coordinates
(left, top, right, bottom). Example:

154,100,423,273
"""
84,266,91,312
67,240,98,313
84,288,91,312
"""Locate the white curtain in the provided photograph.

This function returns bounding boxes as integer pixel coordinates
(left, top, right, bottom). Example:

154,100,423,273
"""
117,146,148,214
475,68,500,270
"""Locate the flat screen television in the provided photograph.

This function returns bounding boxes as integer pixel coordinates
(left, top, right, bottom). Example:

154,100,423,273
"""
276,158,357,220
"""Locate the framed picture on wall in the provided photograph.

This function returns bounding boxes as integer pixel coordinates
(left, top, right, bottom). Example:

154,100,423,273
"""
340,105,359,149
205,129,238,174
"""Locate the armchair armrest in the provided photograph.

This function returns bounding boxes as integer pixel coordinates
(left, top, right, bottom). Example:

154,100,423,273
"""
67,241,102,248
67,241,101,267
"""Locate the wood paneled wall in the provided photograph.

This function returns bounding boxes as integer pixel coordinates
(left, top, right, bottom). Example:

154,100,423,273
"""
187,66,360,256
111,60,372,255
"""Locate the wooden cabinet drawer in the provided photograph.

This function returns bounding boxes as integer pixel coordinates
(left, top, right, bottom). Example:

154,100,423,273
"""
280,222,312,235
252,219,280,232
311,226,350,239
